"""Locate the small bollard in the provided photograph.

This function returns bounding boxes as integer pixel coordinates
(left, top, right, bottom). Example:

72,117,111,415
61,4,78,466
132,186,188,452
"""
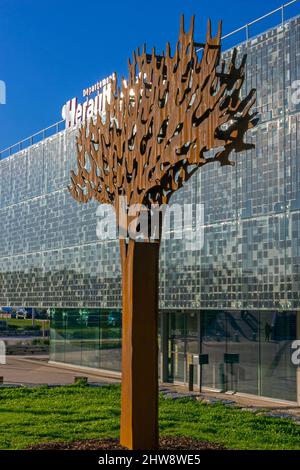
219,363,226,393
74,376,88,385
188,364,194,392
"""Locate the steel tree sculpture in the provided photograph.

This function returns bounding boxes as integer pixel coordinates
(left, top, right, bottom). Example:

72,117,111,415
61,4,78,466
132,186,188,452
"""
70,16,257,449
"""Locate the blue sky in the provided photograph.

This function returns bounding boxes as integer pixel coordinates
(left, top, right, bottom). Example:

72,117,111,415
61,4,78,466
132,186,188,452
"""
0,0,299,151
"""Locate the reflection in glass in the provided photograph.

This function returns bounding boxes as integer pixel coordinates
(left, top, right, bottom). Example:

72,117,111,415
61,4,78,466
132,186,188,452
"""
50,308,121,372
260,311,296,401
166,310,297,401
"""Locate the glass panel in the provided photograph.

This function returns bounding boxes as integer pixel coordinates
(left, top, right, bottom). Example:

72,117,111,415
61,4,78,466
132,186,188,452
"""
65,310,82,366
49,308,122,372
226,311,259,395
186,312,199,386
50,309,65,363
81,310,100,369
168,312,186,382
260,311,297,401
200,311,227,391
99,310,121,372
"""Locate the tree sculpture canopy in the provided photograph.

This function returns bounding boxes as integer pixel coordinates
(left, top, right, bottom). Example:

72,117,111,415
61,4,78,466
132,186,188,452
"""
70,16,257,218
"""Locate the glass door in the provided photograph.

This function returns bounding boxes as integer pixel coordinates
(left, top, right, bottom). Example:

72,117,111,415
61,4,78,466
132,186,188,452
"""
226,310,259,395
168,312,186,382
167,311,199,386
186,312,199,387
260,311,296,401
200,311,227,391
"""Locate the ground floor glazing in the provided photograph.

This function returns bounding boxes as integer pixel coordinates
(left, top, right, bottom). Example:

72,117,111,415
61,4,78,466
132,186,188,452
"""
50,309,298,402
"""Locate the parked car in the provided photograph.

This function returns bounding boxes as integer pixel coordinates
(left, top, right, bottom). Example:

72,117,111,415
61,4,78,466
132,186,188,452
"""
0,307,13,314
15,307,45,319
16,308,28,319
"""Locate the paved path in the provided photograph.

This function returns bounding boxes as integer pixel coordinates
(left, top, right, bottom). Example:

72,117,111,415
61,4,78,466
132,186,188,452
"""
0,356,120,385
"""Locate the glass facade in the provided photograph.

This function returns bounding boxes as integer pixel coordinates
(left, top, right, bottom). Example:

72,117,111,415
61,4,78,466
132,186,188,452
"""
164,310,296,402
1,16,300,402
50,309,121,372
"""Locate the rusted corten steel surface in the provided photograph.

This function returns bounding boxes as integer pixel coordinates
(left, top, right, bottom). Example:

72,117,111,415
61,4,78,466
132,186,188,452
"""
70,16,257,213
70,15,257,450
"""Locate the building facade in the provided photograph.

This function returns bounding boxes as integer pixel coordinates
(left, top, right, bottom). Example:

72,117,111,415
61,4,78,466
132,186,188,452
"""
1,14,300,402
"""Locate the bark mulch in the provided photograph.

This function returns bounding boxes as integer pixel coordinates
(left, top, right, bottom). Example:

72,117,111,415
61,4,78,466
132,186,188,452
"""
27,437,225,450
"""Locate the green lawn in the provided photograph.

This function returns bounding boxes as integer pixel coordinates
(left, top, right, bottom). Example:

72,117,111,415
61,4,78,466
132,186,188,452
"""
0,384,299,450
6,319,50,330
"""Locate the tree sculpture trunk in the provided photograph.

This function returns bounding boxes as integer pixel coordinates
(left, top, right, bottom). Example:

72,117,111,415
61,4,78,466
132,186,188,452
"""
120,239,160,450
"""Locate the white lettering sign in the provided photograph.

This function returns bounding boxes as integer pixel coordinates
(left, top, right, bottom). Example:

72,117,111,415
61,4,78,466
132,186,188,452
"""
62,74,115,129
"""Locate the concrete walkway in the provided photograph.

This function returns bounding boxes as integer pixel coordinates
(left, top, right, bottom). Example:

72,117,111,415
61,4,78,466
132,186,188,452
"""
0,356,120,385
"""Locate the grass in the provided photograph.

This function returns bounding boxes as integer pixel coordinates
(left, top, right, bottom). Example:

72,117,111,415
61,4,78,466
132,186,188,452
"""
0,384,300,450
6,319,50,330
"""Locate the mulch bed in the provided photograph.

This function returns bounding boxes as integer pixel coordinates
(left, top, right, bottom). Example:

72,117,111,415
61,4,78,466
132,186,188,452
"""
27,437,225,450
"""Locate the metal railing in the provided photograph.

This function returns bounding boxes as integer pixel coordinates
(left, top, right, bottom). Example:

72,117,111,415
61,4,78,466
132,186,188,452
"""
0,0,299,161
221,0,298,42
0,120,65,160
